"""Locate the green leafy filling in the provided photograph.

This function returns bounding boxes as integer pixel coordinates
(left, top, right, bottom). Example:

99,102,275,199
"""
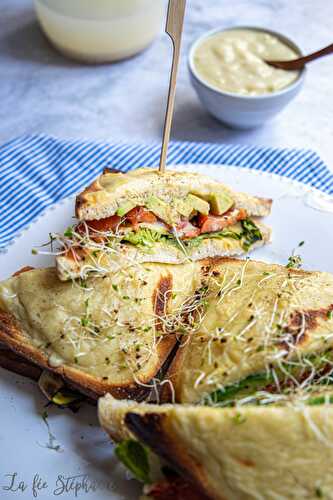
52,389,83,407
307,395,333,406
184,228,242,249
121,228,173,249
204,351,333,407
241,219,263,251
120,218,262,252
204,372,274,407
115,439,150,483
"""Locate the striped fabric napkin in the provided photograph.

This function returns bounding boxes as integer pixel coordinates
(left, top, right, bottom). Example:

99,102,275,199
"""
1,134,332,250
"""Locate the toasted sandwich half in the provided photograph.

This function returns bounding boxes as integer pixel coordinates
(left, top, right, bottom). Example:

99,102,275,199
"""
0,262,202,400
55,168,272,281
98,260,333,499
99,392,333,500
162,258,333,404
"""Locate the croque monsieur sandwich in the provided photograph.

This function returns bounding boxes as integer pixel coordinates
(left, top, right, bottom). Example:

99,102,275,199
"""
162,258,333,405
2,258,333,498
1,258,332,406
98,259,333,499
99,390,333,500
55,168,272,281
0,262,203,400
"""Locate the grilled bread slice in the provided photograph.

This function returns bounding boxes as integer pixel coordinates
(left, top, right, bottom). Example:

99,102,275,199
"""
55,168,272,281
0,262,202,400
163,258,333,404
76,168,272,221
0,344,42,381
99,394,333,500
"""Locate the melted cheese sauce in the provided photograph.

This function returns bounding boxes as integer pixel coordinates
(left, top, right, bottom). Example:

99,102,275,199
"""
193,29,301,96
0,265,201,383
175,260,333,404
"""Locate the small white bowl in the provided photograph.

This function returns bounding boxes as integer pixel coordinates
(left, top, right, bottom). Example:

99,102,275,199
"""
188,26,306,129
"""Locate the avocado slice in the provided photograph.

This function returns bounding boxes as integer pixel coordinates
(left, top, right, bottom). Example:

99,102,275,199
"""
173,199,193,218
204,349,333,406
205,372,274,406
116,201,137,217
187,194,210,215
174,194,209,218
146,195,174,224
209,192,234,216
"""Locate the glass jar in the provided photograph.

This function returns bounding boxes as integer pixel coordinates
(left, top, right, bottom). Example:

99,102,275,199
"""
34,0,165,63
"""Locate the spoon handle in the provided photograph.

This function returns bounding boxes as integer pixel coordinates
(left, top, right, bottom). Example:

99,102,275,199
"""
268,43,333,70
159,0,187,174
298,43,333,65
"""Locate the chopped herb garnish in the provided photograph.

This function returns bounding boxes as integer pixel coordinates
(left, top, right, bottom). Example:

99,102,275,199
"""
64,227,74,238
286,254,302,269
79,279,88,289
81,316,90,327
232,412,246,425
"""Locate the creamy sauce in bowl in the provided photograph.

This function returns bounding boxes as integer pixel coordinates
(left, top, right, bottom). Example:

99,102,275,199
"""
193,29,301,96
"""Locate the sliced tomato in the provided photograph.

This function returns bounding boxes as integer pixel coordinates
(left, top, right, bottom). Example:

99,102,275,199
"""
86,216,122,233
198,208,248,234
126,207,157,227
146,478,206,500
66,247,85,262
12,266,35,277
175,220,201,239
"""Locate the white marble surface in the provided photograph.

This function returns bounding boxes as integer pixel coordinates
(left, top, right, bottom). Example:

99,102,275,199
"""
1,0,333,169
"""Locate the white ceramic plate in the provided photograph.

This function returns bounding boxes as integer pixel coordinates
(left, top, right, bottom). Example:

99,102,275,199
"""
1,164,333,500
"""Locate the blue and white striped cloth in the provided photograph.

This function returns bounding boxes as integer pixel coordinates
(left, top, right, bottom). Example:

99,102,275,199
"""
0,134,332,250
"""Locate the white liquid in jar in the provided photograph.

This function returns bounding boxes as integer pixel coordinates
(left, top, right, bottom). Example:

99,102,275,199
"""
193,29,301,96
34,0,165,63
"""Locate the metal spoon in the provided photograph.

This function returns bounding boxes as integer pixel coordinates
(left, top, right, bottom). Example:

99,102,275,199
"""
266,43,333,71
159,0,187,174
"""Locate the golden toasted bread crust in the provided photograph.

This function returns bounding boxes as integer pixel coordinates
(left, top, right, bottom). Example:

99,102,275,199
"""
159,344,186,403
0,263,180,400
0,345,42,381
0,309,177,400
125,412,219,500
75,168,272,221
